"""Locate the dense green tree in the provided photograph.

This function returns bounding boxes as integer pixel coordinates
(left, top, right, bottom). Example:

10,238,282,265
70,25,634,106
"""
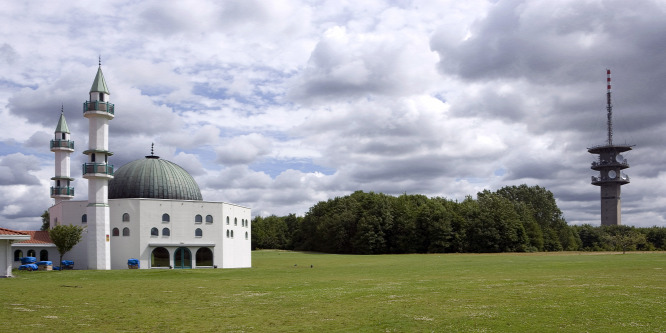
603,225,647,254
252,186,666,255
495,185,570,251
644,227,666,250
48,224,84,268
251,215,289,250
469,191,528,253
40,210,50,231
575,224,607,251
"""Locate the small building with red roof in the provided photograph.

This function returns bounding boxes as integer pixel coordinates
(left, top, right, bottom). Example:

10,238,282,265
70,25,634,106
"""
11,231,57,270
1,228,31,277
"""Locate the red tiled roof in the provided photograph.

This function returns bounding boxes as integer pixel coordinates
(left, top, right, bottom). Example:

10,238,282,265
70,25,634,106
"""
15,231,53,244
0,227,29,236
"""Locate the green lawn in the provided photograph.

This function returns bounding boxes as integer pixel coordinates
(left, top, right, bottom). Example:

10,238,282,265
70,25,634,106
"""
2,251,664,332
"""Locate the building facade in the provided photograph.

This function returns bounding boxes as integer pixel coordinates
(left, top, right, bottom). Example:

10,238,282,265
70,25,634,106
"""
42,64,251,269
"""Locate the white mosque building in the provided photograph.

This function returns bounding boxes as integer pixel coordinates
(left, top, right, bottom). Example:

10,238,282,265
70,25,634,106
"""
43,64,251,270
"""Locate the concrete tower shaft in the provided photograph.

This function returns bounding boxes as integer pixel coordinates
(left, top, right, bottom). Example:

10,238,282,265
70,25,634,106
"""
83,63,114,270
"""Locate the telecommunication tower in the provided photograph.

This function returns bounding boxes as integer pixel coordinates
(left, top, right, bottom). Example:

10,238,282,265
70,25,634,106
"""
587,69,633,225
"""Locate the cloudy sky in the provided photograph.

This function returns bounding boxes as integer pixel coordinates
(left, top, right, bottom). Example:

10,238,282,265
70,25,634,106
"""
1,0,665,230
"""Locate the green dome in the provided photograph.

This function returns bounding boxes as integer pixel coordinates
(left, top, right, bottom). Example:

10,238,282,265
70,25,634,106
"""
109,156,203,200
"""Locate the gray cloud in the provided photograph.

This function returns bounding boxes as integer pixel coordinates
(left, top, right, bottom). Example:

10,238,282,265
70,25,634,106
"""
0,0,664,230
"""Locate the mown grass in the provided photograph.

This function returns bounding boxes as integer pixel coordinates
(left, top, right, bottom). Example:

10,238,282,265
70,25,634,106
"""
1,251,664,332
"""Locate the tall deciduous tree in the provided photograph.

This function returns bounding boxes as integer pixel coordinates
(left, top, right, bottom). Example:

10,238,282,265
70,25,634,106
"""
48,224,84,268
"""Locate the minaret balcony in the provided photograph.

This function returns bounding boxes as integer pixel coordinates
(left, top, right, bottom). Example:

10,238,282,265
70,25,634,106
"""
591,174,630,186
82,163,114,178
591,160,629,171
83,101,115,119
51,186,74,197
50,139,74,151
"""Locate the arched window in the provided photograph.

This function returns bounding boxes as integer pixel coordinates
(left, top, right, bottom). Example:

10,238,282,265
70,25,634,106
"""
27,249,36,257
162,213,170,223
151,227,159,236
226,230,230,238
205,215,213,223
151,247,170,268
122,227,130,236
196,248,213,267
14,250,22,261
234,217,237,226
226,216,230,225
112,228,120,236
40,250,49,261
195,228,202,238
230,230,234,238
122,213,130,222
81,214,87,224
245,232,248,240
195,214,202,223
162,228,170,236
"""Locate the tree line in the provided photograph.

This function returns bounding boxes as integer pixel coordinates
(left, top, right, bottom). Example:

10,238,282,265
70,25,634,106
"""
252,185,666,254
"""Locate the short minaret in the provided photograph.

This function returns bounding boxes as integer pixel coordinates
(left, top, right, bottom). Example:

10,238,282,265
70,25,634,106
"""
50,106,75,206
588,69,634,226
82,61,115,270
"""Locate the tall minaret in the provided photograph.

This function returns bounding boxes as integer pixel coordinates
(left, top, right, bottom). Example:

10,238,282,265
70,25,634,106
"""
50,106,75,206
588,69,633,226
83,60,114,270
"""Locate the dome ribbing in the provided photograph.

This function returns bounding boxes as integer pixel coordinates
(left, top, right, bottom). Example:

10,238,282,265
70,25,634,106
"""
108,156,202,200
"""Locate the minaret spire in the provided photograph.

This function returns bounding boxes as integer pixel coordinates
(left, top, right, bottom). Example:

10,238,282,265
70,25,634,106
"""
83,61,115,270
50,106,75,207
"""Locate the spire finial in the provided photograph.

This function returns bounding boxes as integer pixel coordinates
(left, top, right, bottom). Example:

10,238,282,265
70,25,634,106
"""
99,55,101,67
61,104,64,114
145,143,159,159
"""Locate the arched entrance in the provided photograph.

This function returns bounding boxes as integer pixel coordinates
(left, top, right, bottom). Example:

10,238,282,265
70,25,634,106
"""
174,247,192,269
195,247,213,267
151,247,170,268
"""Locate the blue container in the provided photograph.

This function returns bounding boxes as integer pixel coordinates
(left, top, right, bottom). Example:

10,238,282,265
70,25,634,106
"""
127,258,140,269
20,257,37,264
61,260,74,269
36,261,53,266
19,264,38,271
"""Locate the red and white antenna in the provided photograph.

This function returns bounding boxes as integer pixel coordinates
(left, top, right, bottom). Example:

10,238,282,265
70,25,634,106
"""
606,69,613,145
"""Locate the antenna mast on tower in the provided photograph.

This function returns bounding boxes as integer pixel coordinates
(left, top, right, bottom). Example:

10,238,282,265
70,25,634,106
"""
606,69,613,145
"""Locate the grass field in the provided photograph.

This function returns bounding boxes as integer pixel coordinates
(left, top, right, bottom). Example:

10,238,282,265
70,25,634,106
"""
1,251,664,332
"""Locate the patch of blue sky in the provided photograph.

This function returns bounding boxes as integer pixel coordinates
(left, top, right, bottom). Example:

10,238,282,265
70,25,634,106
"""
0,140,51,161
433,92,447,104
138,85,176,96
192,82,228,100
0,141,25,155
0,79,37,90
494,168,506,176
250,157,335,178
